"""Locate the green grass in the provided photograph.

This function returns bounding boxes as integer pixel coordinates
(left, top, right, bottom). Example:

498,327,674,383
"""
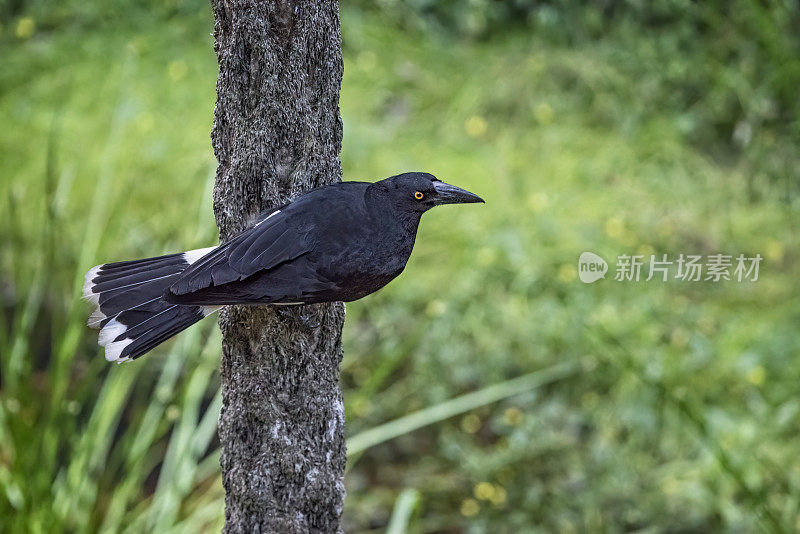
2,5,800,533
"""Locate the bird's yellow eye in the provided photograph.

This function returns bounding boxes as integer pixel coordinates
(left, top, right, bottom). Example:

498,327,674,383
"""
414,191,424,200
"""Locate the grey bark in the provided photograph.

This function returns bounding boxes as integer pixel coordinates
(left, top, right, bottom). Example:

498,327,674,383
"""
209,1,346,532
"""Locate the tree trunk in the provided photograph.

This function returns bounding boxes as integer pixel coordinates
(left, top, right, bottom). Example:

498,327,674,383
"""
209,1,346,532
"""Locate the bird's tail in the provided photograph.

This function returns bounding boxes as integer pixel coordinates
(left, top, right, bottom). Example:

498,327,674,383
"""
83,247,219,363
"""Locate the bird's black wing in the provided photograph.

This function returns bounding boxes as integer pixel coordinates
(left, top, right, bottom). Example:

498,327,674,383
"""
167,205,316,299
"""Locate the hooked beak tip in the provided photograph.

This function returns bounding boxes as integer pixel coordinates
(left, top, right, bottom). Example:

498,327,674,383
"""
433,181,485,205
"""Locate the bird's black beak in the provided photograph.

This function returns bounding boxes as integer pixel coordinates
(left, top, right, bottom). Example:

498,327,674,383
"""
432,181,485,205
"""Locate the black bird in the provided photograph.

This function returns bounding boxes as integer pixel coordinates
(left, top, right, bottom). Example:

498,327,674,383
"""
83,172,483,362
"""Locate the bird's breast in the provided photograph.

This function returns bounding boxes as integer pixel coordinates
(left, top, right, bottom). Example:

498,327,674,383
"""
312,225,415,301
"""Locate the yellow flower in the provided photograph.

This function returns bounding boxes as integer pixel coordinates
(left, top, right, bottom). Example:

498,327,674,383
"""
746,365,766,387
166,405,180,421
637,244,654,257
527,192,549,212
765,240,784,262
669,328,689,349
661,476,680,496
426,299,447,317
464,115,488,138
460,498,479,517
476,246,496,266
604,216,624,239
490,485,507,506
351,397,371,417
168,60,188,81
15,17,35,39
502,406,524,426
461,414,481,434
558,263,576,282
137,113,155,133
474,482,495,501
533,102,554,125
697,316,716,334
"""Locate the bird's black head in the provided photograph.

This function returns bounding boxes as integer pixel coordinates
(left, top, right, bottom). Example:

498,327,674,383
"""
379,172,484,214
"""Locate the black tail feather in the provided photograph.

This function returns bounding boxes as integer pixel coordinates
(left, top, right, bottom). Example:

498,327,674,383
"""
83,247,217,362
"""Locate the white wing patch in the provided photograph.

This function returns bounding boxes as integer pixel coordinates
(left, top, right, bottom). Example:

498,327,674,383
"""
254,209,281,227
183,246,218,265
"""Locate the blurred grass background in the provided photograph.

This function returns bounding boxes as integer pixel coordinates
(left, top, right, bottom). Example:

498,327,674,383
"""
2,0,800,532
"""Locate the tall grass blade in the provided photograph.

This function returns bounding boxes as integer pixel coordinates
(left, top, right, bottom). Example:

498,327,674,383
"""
348,361,579,455
387,488,419,534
